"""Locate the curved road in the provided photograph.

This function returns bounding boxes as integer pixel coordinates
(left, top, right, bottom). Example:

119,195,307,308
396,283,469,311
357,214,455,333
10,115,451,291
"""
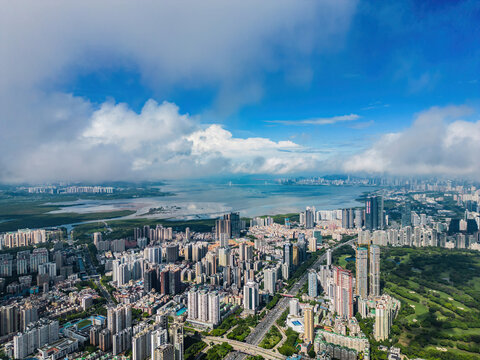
205,336,286,360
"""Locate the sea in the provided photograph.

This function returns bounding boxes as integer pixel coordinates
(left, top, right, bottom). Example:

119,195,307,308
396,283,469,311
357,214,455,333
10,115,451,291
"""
49,179,376,224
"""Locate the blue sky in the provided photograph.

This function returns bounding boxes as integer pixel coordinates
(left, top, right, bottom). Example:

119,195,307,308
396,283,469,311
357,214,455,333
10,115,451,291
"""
64,1,479,149
1,0,480,182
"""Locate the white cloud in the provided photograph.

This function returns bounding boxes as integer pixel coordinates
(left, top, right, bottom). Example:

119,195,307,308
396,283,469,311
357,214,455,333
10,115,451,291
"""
344,105,480,177
1,100,327,183
266,114,360,125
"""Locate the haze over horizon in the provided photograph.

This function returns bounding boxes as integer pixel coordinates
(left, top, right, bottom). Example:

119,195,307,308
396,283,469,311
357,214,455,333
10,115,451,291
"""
1,1,480,183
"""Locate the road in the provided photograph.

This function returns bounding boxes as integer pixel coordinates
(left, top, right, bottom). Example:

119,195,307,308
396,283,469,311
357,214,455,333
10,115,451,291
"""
205,336,286,360
225,239,355,360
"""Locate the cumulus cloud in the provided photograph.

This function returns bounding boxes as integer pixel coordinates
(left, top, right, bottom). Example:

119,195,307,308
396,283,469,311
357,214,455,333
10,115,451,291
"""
1,100,327,183
344,105,480,177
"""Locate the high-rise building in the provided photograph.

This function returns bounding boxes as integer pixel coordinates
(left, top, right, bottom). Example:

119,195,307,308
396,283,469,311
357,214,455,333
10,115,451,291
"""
354,208,363,228
153,344,175,360
292,245,299,266
187,290,220,326
355,247,368,299
369,245,380,297
112,327,132,355
90,326,100,347
226,212,241,238
166,244,179,263
326,249,332,267
305,208,315,229
304,305,314,344
107,305,132,335
218,247,230,267
374,295,400,341
401,202,412,227
215,212,240,239
169,322,184,360
334,267,353,318
243,281,259,313
208,293,220,326
308,270,318,298
99,328,112,351
342,208,355,229
144,246,162,264
283,244,292,269
0,304,20,336
13,319,59,359
132,324,154,360
263,268,277,295
365,195,384,230
289,298,300,316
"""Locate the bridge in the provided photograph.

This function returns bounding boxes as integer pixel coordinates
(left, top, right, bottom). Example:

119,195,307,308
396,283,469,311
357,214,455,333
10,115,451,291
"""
204,336,286,360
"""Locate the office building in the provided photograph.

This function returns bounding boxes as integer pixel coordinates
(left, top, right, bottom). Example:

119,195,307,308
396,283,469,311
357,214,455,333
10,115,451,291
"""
305,208,315,229
308,270,318,298
365,195,384,230
342,208,355,229
243,281,259,313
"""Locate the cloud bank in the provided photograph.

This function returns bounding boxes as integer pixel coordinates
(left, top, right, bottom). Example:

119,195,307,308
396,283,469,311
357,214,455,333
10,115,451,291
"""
344,105,480,177
0,0,357,183
2,100,327,183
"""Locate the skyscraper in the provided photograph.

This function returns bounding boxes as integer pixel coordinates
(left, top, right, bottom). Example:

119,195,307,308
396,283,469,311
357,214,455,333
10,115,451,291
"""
226,212,241,238
304,305,314,344
215,212,241,239
243,281,259,313
355,247,368,299
334,266,353,318
263,268,277,295
283,243,292,269
369,245,380,296
305,208,315,229
342,208,355,229
308,270,318,298
365,195,384,230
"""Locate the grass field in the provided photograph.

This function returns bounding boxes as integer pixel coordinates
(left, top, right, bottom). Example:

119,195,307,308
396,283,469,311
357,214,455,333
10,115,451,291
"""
76,318,92,329
381,247,480,360
259,325,282,349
